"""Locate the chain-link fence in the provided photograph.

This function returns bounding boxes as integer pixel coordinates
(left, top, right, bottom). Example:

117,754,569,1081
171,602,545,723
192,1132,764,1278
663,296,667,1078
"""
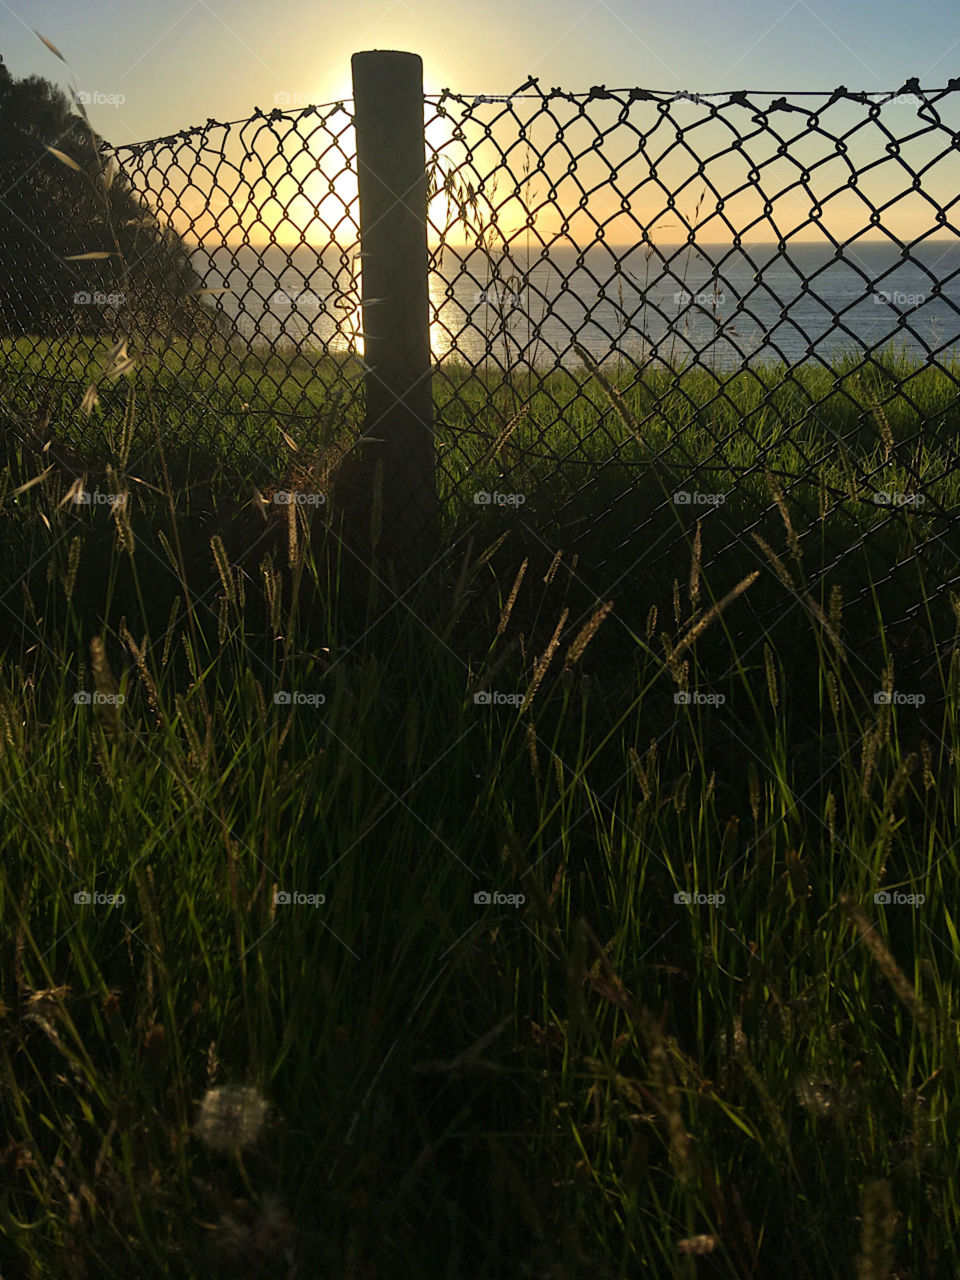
0,96,365,485
421,77,960,659
3,62,960,650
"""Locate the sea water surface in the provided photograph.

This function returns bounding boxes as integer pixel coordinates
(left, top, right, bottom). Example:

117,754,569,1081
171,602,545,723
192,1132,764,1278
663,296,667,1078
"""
190,239,960,371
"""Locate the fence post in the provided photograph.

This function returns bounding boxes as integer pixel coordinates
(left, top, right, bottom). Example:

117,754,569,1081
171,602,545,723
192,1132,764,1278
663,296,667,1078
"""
350,50,437,566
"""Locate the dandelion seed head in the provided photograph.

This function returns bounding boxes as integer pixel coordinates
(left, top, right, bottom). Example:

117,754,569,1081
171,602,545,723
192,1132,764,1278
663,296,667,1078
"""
795,1075,855,1116
194,1084,268,1152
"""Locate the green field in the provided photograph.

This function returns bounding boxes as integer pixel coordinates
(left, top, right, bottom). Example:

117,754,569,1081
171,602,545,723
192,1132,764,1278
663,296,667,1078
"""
0,335,959,1278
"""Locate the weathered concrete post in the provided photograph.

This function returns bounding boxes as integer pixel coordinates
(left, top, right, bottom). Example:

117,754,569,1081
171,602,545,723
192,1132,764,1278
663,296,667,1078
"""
350,50,437,568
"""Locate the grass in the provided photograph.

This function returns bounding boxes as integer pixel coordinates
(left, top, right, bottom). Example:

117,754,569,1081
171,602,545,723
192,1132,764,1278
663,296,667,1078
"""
0,334,959,1278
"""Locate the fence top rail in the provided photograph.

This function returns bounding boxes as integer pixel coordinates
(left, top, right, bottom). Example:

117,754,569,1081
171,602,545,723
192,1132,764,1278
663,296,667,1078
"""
99,99,356,156
432,78,960,101
97,75,960,158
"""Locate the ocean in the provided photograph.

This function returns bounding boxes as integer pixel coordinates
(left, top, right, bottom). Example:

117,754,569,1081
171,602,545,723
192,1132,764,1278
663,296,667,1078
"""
189,239,960,371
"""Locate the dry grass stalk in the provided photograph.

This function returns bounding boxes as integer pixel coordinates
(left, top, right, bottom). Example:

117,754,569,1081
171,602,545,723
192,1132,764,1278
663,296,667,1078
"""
672,770,690,812
109,482,134,556
521,608,569,712
734,1040,791,1151
630,742,658,802
156,529,180,577
825,792,837,843
641,1005,692,1182
882,753,917,815
751,533,796,592
804,596,844,653
564,600,613,669
117,383,135,468
181,632,200,683
285,493,297,567
856,1178,897,1280
766,471,802,566
747,763,761,823
478,405,528,469
61,537,82,602
860,726,881,801
763,643,779,710
217,595,230,646
662,642,689,688
525,721,541,786
497,557,528,637
475,531,510,569
543,548,563,585
668,571,760,661
174,692,203,767
573,341,644,445
210,534,236,605
920,740,934,790
90,636,122,740
871,398,895,464
840,895,929,1025
689,519,702,614
161,601,180,668
119,621,163,724
0,685,23,754
260,554,282,635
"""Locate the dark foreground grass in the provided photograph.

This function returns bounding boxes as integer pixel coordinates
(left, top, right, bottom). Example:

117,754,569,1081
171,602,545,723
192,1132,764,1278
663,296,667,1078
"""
0,344,959,1278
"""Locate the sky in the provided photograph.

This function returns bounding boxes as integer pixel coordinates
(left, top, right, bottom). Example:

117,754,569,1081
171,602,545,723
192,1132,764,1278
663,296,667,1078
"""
3,0,960,246
4,0,960,139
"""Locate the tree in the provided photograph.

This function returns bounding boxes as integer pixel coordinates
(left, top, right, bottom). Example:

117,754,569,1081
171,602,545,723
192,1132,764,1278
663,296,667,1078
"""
0,55,228,348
